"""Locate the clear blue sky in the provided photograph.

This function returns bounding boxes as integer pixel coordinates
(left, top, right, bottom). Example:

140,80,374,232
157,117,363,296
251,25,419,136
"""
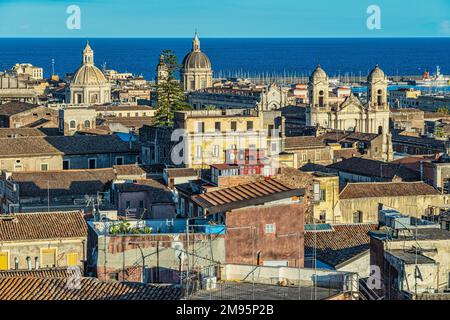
0,0,449,37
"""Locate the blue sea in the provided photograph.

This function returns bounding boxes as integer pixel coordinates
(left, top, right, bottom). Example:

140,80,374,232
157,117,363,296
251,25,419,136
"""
0,38,450,80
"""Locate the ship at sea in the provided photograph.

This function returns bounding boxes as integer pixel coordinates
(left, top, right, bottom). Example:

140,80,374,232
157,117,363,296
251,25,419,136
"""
413,66,450,87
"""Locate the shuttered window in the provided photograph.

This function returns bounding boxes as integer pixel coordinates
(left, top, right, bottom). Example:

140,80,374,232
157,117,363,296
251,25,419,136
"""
0,252,8,270
67,252,78,267
41,248,56,267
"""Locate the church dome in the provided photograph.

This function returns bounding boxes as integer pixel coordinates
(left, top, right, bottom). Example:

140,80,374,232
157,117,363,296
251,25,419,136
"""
310,65,327,81
72,42,108,86
182,32,212,70
73,65,108,85
182,51,211,70
368,65,385,81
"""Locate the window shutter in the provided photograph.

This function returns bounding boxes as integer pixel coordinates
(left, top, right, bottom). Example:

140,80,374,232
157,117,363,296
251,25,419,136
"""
0,252,8,270
67,253,78,267
41,249,56,267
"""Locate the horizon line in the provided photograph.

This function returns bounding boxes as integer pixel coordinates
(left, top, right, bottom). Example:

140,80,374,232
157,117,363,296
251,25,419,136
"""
1,36,450,39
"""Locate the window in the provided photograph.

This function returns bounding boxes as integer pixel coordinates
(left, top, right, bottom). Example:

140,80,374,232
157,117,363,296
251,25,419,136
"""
215,122,221,132
230,121,237,132
63,160,70,170
265,223,276,234
197,122,205,133
319,90,324,107
268,124,274,137
67,253,78,267
69,120,76,129
179,198,185,215
139,200,144,209
271,142,278,152
0,252,8,270
109,272,119,281
198,207,203,217
319,211,326,223
353,211,363,223
126,201,131,209
188,202,194,217
127,113,130,117
115,157,124,165
213,145,220,157
40,163,48,171
195,145,202,159
84,120,90,128
313,183,320,202
41,248,56,267
319,189,326,201
247,121,254,131
377,89,383,106
88,158,97,169
150,146,156,161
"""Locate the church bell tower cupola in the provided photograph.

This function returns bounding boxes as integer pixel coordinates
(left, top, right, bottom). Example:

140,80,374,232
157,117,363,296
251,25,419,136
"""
308,65,329,109
82,41,94,66
368,65,388,110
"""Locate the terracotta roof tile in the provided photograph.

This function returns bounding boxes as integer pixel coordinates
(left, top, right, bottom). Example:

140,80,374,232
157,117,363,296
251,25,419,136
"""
192,178,303,214
305,224,378,267
327,157,420,181
0,277,181,300
284,136,326,149
10,168,116,198
0,211,87,242
0,268,70,278
0,102,40,116
339,182,440,199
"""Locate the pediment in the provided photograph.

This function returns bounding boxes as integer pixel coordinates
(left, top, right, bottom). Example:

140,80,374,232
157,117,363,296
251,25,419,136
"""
338,95,365,113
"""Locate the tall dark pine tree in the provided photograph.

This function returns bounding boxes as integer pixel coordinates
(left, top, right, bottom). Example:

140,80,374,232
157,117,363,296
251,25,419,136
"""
153,50,191,127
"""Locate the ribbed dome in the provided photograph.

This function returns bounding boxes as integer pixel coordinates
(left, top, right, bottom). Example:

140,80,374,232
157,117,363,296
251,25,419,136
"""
310,65,327,81
182,51,211,70
72,64,108,85
72,41,108,86
368,65,385,81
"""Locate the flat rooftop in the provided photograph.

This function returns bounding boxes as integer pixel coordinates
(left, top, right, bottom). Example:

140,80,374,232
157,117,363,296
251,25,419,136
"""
386,250,436,265
188,281,341,300
370,228,450,241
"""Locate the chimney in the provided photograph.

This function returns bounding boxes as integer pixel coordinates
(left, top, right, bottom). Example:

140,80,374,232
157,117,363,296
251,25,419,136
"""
26,257,32,270
34,257,39,270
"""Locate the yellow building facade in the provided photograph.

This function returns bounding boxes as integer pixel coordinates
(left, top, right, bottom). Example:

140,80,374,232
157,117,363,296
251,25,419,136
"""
311,173,340,224
173,109,282,169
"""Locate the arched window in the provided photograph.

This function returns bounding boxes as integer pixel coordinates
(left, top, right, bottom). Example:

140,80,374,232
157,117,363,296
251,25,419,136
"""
69,120,76,129
84,120,90,128
377,89,383,106
378,126,383,135
318,90,324,107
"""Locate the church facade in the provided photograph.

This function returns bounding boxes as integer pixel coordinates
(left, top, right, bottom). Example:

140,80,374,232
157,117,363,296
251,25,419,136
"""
306,65,393,161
